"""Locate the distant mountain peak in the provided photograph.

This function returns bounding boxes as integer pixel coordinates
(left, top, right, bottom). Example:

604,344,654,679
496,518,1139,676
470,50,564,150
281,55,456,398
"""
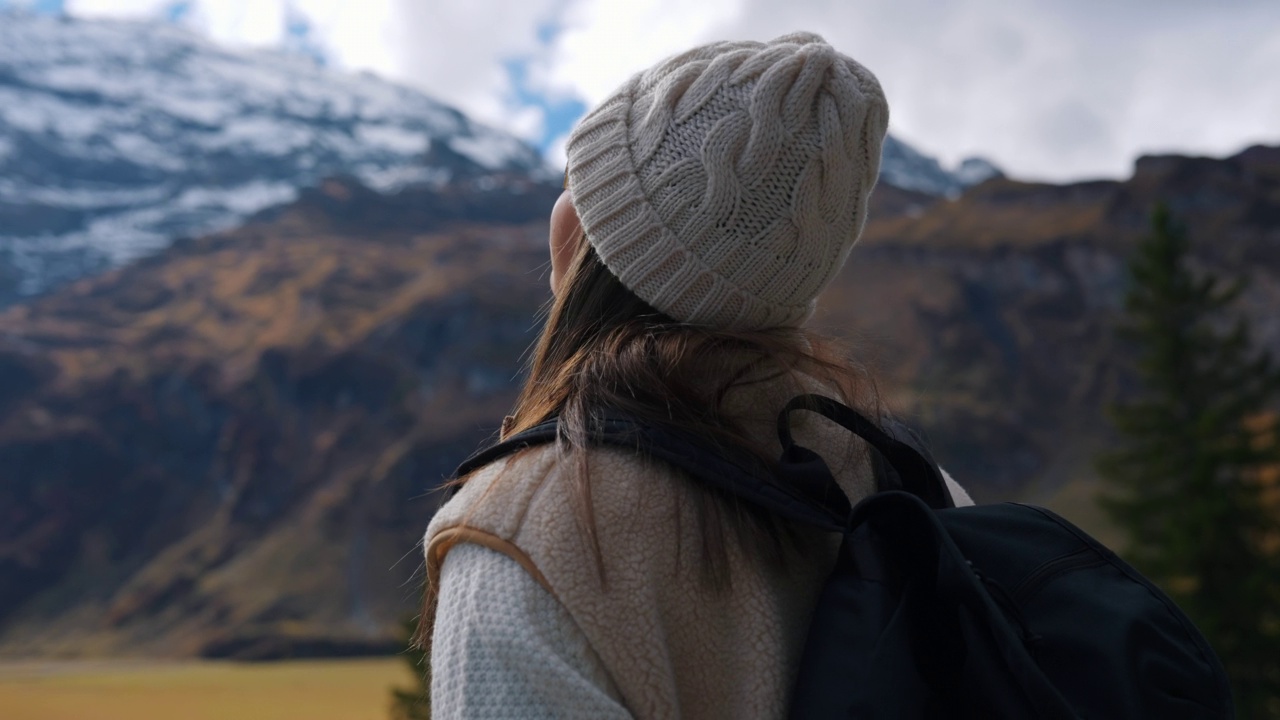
953,157,1005,187
879,137,1005,197
0,12,552,303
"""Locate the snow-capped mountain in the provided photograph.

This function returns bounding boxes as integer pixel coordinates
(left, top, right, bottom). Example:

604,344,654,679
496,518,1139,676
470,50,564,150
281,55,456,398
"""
0,11,1000,304
0,12,551,301
881,136,1003,197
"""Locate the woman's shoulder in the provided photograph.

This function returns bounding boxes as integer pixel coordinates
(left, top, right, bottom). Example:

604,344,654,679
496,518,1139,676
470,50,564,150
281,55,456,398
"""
427,442,691,556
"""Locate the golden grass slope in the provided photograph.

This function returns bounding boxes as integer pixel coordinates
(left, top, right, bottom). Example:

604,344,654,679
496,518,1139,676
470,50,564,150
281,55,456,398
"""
0,659,419,720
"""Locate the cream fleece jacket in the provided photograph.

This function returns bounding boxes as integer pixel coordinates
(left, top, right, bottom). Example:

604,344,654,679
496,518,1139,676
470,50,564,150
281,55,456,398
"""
424,380,973,718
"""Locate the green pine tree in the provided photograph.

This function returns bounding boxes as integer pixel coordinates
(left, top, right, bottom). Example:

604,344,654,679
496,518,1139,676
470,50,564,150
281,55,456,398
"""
1099,203,1280,719
389,615,431,720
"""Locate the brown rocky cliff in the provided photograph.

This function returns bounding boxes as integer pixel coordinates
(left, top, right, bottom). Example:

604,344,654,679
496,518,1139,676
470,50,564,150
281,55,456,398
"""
0,146,1276,658
0,181,558,659
825,145,1280,499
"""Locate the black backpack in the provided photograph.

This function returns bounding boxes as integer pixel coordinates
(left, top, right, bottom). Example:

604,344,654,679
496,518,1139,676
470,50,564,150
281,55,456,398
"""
452,394,1234,719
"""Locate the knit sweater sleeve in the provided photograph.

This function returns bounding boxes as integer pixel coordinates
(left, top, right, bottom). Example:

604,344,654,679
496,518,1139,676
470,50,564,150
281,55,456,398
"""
942,467,976,507
431,542,633,719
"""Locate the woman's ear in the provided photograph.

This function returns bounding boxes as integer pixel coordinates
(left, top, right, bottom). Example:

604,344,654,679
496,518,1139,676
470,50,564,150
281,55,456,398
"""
548,190,582,296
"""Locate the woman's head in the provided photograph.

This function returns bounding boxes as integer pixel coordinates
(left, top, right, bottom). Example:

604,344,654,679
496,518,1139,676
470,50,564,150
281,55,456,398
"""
512,31,891,436
561,31,889,330
508,32,890,582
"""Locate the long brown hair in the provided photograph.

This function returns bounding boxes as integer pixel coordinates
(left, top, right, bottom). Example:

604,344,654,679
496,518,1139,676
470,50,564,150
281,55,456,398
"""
514,225,881,563
414,225,882,649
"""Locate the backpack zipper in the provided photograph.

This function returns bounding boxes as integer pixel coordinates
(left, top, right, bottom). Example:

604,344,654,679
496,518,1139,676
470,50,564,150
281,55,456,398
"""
1011,548,1109,605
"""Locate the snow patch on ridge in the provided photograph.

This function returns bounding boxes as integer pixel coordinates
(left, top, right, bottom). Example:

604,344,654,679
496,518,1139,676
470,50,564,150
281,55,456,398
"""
0,12,550,300
880,137,1003,197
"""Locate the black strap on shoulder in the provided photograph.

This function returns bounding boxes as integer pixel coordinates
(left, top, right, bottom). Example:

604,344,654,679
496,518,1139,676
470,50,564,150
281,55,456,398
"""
452,413,849,531
448,394,952,531
779,394,954,511
453,419,562,479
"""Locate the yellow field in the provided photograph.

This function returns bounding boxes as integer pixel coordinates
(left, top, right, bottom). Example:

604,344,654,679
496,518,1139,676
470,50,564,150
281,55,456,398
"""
0,658,421,720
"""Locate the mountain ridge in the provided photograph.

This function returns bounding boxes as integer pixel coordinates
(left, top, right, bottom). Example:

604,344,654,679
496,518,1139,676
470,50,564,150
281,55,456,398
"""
0,11,998,305
0,143,1275,659
0,11,551,305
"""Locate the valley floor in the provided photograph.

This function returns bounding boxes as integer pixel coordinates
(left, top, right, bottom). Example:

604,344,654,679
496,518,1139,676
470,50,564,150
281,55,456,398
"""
0,658,418,720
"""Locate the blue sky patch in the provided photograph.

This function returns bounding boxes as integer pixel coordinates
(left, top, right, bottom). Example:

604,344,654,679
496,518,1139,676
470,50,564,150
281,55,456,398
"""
164,1,192,23
501,14,586,159
283,3,328,67
1,0,69,14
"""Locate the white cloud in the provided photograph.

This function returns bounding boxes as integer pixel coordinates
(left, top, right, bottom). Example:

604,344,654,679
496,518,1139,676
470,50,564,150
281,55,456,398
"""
378,0,561,136
544,131,569,169
1121,9,1280,162
46,0,1280,182
545,0,741,104
66,0,285,46
64,0,170,17
191,0,285,46
699,0,1280,180
505,103,546,144
291,0,398,76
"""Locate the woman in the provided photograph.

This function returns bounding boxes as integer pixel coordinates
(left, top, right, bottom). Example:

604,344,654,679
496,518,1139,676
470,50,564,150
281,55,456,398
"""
421,32,973,718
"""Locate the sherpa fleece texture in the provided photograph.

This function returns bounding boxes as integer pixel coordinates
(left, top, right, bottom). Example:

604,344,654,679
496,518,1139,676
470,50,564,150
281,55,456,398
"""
424,376,973,719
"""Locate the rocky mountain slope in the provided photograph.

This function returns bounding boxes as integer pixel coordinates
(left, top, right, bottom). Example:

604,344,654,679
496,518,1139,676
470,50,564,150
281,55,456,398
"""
831,145,1280,500
0,11,996,307
0,178,561,658
1,143,1275,659
0,12,551,306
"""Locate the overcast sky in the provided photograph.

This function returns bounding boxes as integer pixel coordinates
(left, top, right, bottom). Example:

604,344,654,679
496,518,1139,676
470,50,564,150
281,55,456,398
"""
10,0,1280,182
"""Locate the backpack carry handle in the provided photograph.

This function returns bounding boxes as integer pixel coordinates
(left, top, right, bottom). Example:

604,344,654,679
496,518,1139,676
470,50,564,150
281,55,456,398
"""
778,394,954,511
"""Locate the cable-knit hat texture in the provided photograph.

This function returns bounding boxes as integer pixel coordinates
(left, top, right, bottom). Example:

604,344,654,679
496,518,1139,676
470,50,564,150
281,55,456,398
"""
564,32,889,329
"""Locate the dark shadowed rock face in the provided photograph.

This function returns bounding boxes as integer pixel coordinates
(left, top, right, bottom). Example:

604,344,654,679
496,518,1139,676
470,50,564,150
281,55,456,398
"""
828,144,1280,498
0,177,555,658
0,146,1277,658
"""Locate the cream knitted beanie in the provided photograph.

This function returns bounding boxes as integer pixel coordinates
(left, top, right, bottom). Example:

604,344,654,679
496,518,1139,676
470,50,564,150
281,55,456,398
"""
564,32,889,329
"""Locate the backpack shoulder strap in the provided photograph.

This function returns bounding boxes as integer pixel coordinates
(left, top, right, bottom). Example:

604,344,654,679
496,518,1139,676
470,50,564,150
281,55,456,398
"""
449,413,848,531
447,395,952,528
452,419,562,479
780,394,954,510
